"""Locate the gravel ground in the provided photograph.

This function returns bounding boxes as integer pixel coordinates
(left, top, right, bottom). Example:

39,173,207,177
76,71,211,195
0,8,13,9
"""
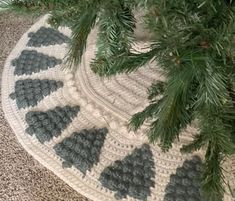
0,12,89,201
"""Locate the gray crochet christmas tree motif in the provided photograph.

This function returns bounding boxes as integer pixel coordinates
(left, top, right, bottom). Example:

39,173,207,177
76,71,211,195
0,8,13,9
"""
99,144,155,201
163,155,204,201
27,26,70,47
25,106,80,143
12,50,62,75
54,128,108,174
9,79,63,109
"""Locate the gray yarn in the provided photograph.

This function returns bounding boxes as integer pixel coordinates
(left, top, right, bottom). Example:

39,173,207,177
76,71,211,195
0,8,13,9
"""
27,27,70,47
9,79,63,109
25,106,80,143
163,156,204,201
99,144,155,201
54,128,108,174
12,50,62,75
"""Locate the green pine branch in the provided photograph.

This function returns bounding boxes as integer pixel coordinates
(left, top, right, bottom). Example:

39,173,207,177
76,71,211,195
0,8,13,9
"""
181,132,207,153
47,5,83,28
148,65,196,151
129,99,162,131
91,49,156,76
203,143,225,201
147,81,165,100
91,0,136,76
65,2,98,68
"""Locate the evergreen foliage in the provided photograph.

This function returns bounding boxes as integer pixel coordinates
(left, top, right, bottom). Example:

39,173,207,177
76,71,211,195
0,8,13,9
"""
1,0,235,200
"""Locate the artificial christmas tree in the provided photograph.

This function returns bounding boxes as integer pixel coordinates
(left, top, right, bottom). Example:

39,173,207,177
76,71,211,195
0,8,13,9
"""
1,0,235,200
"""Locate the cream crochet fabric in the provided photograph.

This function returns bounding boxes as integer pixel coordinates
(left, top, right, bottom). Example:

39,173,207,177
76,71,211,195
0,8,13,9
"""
2,15,235,201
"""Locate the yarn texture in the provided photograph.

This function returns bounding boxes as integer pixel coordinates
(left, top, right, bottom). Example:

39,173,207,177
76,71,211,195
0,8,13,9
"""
2,15,234,201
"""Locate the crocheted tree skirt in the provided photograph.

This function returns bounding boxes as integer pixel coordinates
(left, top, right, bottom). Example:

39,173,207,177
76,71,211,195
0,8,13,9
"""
2,15,235,201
